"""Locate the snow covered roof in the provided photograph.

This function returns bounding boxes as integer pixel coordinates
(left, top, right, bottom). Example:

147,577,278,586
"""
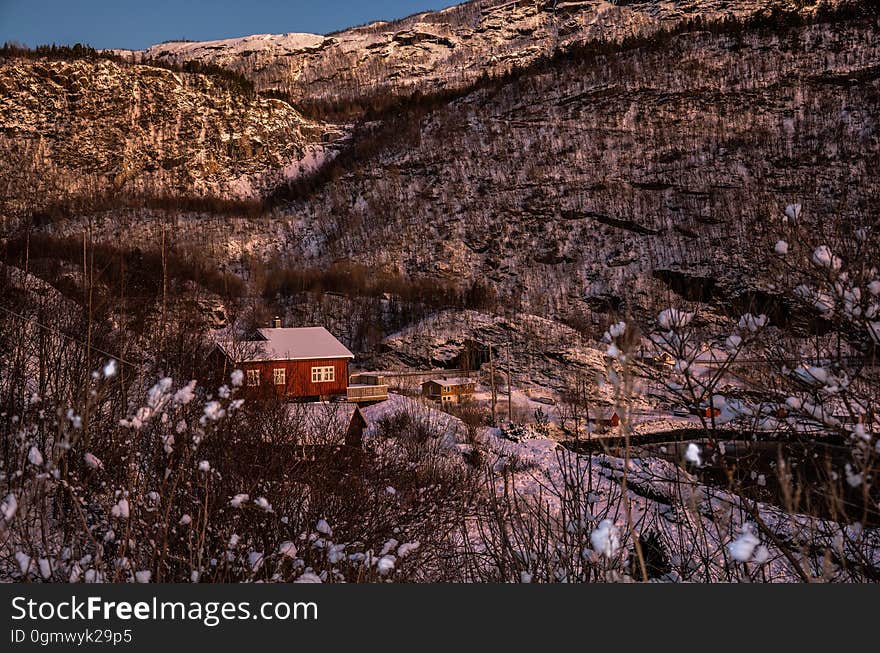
219,327,354,362
424,378,475,387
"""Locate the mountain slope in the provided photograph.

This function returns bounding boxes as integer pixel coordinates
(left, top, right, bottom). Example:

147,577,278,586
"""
269,11,880,324
46,7,880,343
4,2,878,349
141,0,829,110
0,57,334,218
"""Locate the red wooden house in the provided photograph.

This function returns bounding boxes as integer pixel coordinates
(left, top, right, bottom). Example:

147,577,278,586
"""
216,326,354,401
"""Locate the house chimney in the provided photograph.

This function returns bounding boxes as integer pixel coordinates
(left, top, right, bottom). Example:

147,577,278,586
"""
272,316,282,328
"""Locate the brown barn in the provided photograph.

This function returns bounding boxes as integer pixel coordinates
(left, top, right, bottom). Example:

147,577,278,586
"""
287,402,368,449
259,403,370,478
216,326,354,401
421,378,476,404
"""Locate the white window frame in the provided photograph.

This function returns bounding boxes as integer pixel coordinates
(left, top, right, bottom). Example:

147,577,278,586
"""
311,366,335,383
273,368,286,385
246,369,260,387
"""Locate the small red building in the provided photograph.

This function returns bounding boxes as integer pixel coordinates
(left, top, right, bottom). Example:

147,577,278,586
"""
217,326,354,401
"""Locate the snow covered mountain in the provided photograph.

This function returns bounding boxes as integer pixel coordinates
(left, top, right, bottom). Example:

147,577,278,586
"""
263,9,880,328
139,0,828,108
2,0,877,340
0,0,847,210
3,0,880,588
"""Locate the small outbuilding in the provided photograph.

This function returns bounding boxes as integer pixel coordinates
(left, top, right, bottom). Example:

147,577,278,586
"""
263,402,370,475
421,378,476,404
589,408,620,433
286,401,368,449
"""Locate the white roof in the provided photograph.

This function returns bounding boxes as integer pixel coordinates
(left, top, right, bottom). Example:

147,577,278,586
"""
220,327,354,362
425,377,474,387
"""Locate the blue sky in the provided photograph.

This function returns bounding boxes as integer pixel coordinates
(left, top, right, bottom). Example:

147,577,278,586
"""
0,0,450,50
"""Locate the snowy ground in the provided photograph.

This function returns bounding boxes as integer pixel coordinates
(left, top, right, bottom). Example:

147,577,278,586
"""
362,393,879,581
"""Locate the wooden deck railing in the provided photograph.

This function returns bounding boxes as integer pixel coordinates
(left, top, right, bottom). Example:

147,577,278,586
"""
346,384,389,402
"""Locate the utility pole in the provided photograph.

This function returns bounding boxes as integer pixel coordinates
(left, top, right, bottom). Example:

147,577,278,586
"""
489,344,497,427
24,228,30,276
161,223,167,343
83,223,94,447
506,342,512,423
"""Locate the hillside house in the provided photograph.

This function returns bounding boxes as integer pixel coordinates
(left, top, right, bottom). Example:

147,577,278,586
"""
589,408,620,433
216,326,353,401
421,378,476,404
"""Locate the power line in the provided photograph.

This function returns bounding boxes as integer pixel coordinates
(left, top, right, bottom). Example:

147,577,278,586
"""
0,303,140,368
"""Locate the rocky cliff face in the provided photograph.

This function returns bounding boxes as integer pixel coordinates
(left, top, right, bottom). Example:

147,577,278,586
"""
140,0,826,106
0,57,332,215
266,14,880,323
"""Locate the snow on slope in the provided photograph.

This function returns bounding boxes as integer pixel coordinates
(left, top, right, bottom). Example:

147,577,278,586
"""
362,393,880,581
379,309,610,394
145,32,326,59
139,0,827,104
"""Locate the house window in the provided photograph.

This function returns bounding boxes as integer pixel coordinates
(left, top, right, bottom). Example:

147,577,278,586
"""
311,366,335,383
273,368,286,385
246,369,260,387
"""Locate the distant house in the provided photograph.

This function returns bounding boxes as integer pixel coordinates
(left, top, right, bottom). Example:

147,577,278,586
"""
589,408,620,432
216,325,353,401
421,378,476,404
